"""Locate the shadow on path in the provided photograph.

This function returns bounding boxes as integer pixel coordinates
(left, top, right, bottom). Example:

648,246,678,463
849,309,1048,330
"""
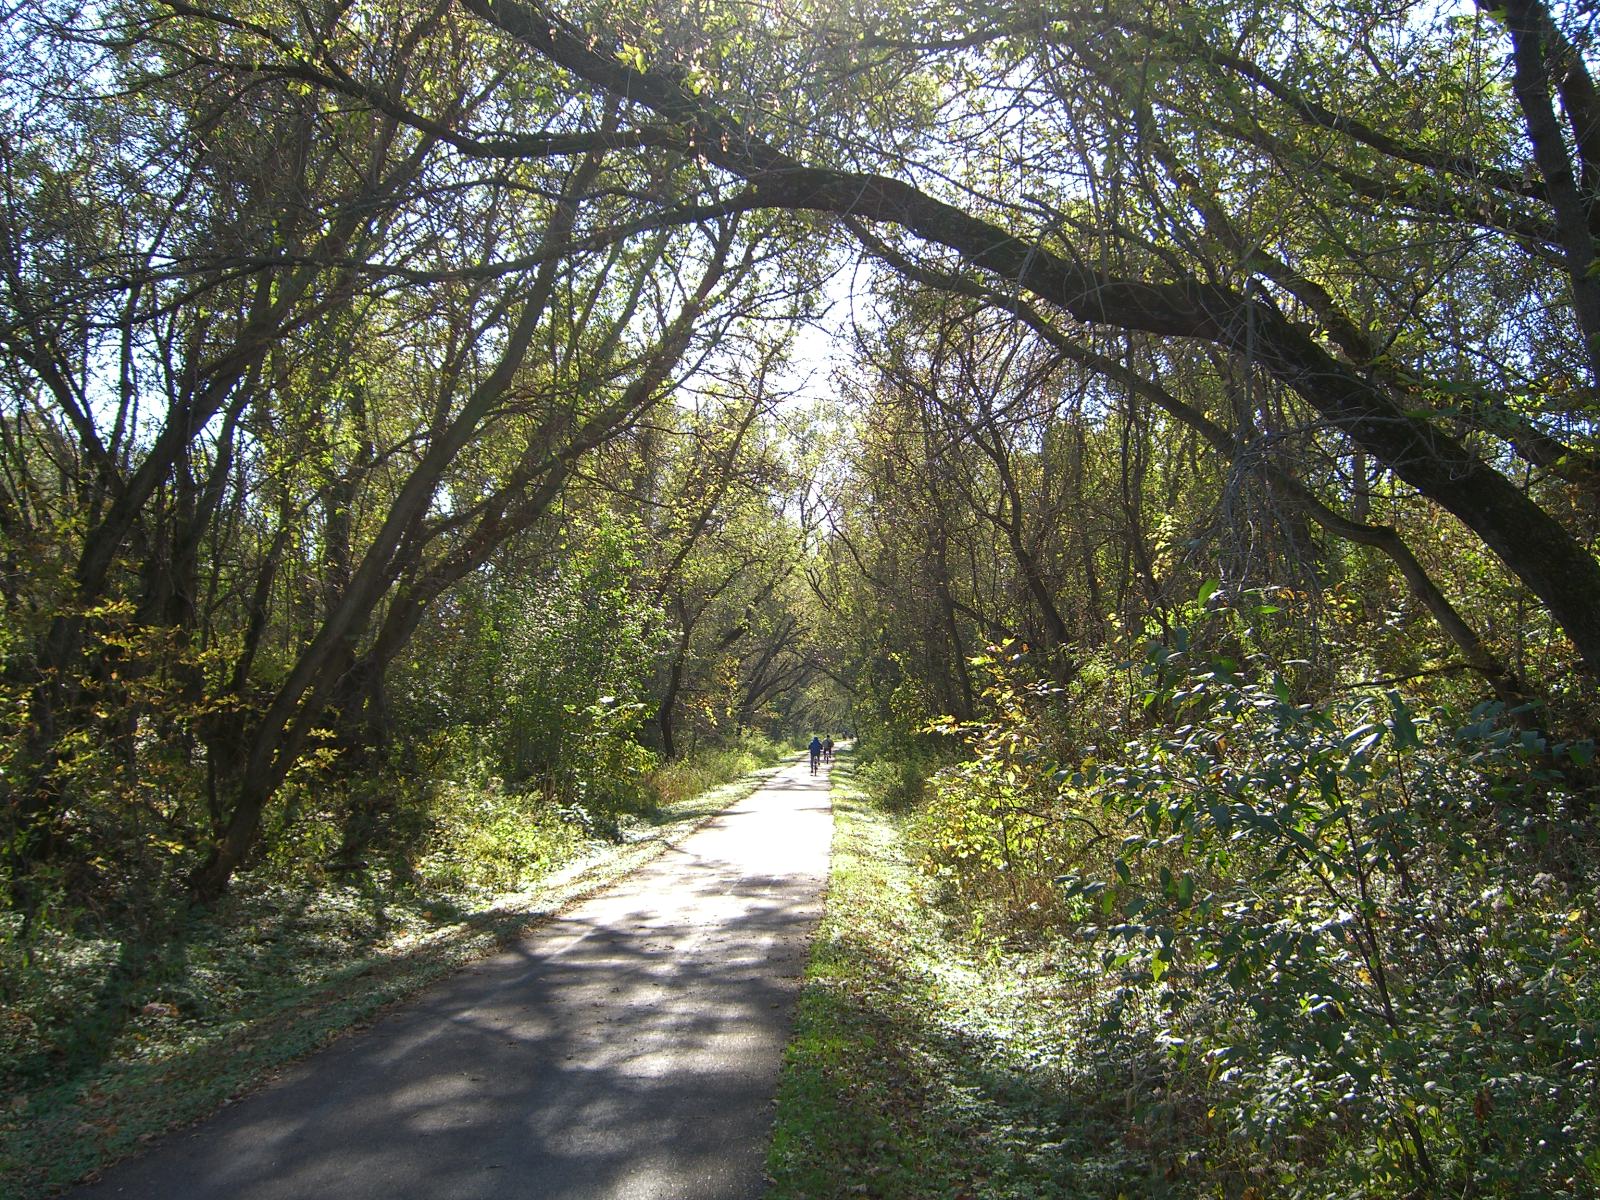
73,760,835,1200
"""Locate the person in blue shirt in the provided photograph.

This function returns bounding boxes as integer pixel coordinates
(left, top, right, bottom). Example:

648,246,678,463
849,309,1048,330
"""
808,735,823,775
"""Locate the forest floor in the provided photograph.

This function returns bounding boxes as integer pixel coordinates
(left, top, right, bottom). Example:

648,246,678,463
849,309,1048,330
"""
1,759,808,1199
767,759,1171,1199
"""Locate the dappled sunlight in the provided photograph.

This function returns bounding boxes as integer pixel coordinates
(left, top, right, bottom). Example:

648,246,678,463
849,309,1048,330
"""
70,764,832,1200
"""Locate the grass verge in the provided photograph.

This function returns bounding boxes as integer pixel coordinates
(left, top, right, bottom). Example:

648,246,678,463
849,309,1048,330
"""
0,761,785,1199
767,759,1174,1200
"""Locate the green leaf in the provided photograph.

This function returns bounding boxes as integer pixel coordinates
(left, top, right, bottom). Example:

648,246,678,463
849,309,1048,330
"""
1385,691,1420,751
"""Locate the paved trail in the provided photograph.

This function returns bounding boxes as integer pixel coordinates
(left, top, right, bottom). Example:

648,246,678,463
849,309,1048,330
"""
76,758,833,1200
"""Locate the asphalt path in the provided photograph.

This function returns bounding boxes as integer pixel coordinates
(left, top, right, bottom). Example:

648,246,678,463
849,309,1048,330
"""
74,756,834,1200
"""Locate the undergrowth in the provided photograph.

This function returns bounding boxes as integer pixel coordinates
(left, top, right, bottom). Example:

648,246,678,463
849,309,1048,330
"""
916,634,1600,1195
648,732,787,807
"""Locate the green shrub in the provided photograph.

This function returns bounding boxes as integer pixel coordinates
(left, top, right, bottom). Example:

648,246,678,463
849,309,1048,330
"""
852,756,931,814
1063,640,1600,1192
648,732,785,807
914,630,1600,1193
412,773,591,896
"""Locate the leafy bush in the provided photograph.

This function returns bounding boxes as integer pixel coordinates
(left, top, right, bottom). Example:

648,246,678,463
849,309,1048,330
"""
412,770,590,896
1069,640,1599,1192
854,756,933,815
915,647,1101,929
648,732,785,807
915,630,1600,1193
389,513,669,842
